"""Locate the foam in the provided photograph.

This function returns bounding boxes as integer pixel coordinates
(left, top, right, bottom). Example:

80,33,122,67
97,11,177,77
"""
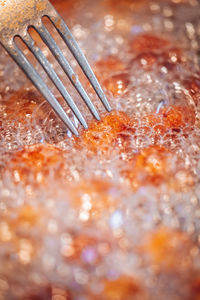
0,0,200,299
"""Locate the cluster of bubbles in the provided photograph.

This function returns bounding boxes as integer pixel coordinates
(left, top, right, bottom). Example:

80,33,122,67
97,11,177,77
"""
0,0,200,299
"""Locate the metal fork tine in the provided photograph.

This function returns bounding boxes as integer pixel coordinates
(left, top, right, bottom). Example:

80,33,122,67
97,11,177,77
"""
23,33,88,129
36,23,101,121
0,0,112,136
7,43,79,136
48,13,112,112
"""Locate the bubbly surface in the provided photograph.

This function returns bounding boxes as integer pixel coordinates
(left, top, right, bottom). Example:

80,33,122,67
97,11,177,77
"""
0,0,200,299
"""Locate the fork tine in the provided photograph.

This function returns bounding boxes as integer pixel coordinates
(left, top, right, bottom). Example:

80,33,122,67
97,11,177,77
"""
36,23,101,121
48,12,112,112
23,33,88,129
7,42,79,136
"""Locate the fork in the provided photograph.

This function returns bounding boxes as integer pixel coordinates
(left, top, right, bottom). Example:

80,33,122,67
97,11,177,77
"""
0,0,111,136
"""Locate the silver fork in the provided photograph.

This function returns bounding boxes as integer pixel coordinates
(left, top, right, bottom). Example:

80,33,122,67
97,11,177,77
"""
0,0,111,136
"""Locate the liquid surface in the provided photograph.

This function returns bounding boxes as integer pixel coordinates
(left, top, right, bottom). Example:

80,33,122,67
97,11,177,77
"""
0,0,200,299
